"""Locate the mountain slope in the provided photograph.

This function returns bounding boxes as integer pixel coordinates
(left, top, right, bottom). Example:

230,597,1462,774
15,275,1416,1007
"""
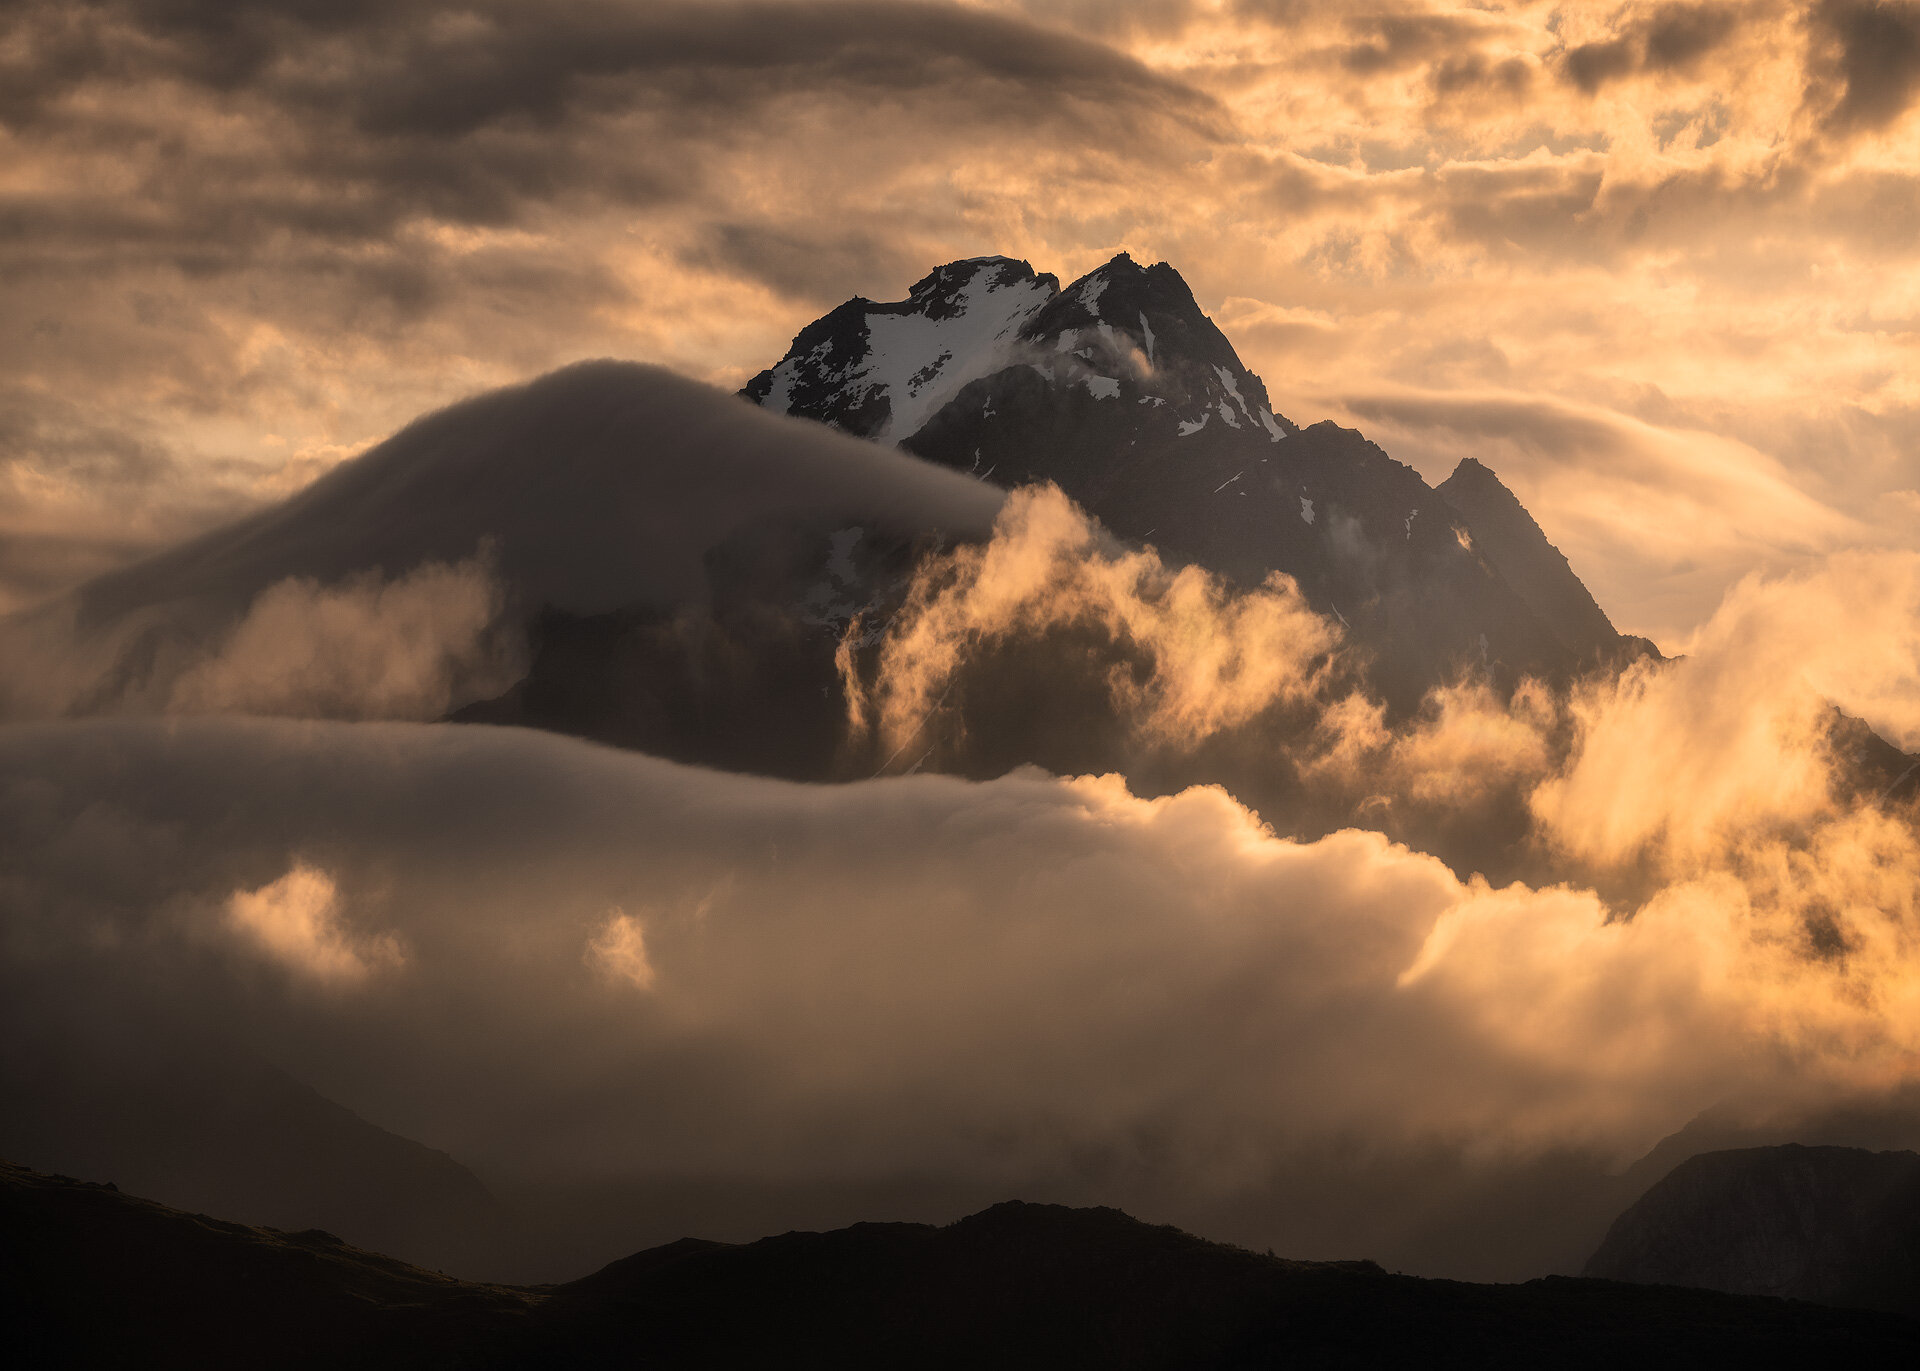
0,1002,508,1274
0,362,1001,737
1436,457,1650,667
744,256,1060,441
746,253,1623,712
10,1161,1920,1369
1,1161,532,1370
1585,1145,1920,1317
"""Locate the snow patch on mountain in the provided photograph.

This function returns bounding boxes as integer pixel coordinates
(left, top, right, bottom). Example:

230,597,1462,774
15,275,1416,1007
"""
1077,273,1111,316
860,272,1054,441
1213,366,1256,424
748,259,1055,444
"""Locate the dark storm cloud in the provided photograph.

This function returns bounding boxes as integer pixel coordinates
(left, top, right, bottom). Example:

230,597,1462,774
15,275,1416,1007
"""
680,221,931,306
1428,51,1533,101
1561,3,1743,94
3,0,1216,138
0,714,1829,1281
0,0,1221,604
1808,0,1920,132
0,0,1219,266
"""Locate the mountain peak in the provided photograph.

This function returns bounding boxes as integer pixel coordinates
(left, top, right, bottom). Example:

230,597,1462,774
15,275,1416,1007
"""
742,256,1059,441
742,251,1297,448
1436,456,1629,666
903,256,1055,321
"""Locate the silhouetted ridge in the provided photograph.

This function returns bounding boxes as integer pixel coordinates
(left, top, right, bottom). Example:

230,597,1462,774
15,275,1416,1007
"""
10,1161,1920,1368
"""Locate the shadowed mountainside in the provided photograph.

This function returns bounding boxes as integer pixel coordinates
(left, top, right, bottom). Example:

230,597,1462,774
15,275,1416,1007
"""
8,1161,1920,1369
1586,1145,1920,1317
1435,456,1657,669
0,1002,509,1274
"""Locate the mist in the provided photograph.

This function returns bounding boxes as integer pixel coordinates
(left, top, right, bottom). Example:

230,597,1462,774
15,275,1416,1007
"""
3,682,1916,1278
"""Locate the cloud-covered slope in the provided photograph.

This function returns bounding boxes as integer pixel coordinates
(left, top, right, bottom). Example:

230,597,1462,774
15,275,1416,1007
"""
0,361,1002,723
76,359,1001,625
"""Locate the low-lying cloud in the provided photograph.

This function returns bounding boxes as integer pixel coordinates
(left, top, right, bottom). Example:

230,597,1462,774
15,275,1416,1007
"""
0,363,1003,723
3,488,1916,1285
1,709,1915,1279
166,555,516,721
848,485,1339,761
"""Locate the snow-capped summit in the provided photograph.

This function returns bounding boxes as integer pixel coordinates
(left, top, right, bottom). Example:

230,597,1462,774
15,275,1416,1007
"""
745,252,1293,450
744,251,1620,712
1006,252,1293,444
743,256,1056,442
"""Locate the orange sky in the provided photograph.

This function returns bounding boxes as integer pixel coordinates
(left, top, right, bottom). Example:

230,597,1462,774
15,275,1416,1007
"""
5,0,1919,645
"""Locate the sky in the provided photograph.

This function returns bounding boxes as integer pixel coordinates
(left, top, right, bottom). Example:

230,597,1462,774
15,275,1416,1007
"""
5,0,1919,645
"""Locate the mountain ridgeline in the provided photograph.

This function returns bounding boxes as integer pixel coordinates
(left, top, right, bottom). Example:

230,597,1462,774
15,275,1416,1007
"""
746,253,1653,712
11,1160,1920,1369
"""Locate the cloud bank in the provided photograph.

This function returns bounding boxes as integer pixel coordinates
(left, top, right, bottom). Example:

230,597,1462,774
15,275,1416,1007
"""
0,363,1002,721
1,711,1915,1274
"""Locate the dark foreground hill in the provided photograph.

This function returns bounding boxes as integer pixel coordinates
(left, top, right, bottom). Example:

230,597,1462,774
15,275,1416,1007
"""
7,1162,1919,1369
1586,1145,1920,1318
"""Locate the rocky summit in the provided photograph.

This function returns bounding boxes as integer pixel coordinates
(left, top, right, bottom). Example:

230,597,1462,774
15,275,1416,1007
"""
747,252,1646,712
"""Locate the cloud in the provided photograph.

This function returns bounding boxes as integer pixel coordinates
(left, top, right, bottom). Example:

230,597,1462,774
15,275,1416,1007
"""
1561,3,1744,93
848,485,1340,764
3,0,1915,651
0,0,1211,604
586,910,657,990
2,708,1916,1280
841,484,1919,900
1327,388,1860,644
165,553,517,721
2,491,1915,1280
1808,0,1920,132
227,862,405,984
1534,550,1920,874
0,363,1004,720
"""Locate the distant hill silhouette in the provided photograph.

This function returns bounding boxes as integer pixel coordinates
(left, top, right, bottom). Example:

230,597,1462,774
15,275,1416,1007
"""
8,1160,1919,1369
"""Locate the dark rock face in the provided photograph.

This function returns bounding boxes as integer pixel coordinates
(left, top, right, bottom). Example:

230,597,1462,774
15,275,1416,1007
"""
747,252,1631,714
1585,1145,1920,1316
743,256,1061,442
1436,456,1654,670
10,1161,1920,1369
